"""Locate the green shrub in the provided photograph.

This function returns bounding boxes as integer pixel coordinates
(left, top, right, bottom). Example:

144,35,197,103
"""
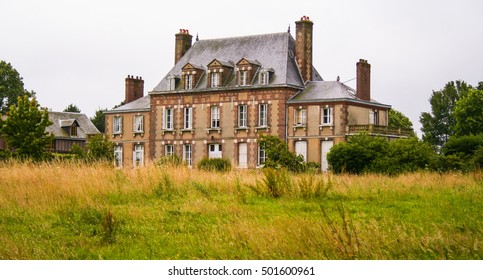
156,155,183,167
197,157,231,172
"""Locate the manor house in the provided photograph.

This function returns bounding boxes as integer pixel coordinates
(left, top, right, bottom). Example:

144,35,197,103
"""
105,16,409,170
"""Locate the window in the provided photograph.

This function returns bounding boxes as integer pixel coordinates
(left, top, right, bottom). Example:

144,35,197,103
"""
165,144,174,157
133,144,144,167
211,72,220,87
211,106,220,128
70,126,77,136
163,107,174,130
114,145,123,167
322,107,333,125
295,109,307,126
184,74,193,90
183,144,192,167
238,143,248,168
258,145,266,166
258,103,268,127
208,144,222,159
369,110,379,125
113,116,122,134
168,77,177,90
260,72,270,85
238,105,248,127
240,71,248,86
184,107,193,129
295,141,307,162
133,115,144,133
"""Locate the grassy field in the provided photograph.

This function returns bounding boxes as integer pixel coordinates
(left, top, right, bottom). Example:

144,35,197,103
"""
0,161,481,260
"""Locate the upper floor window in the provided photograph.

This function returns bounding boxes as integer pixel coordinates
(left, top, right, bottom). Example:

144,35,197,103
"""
322,107,333,125
167,76,179,91
70,126,77,136
211,72,220,87
258,103,268,127
211,106,220,128
133,115,144,133
238,105,248,128
295,108,307,126
369,110,379,125
113,116,122,134
163,107,174,130
260,72,269,85
184,107,193,129
184,74,193,90
240,71,248,86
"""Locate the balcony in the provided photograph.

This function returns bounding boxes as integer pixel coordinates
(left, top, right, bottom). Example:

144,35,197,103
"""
347,125,413,137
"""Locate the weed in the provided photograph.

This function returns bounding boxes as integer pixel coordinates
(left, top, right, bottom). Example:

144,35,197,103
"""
102,210,117,245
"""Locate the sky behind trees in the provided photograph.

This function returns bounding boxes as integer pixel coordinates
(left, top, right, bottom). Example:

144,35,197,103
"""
2,0,482,135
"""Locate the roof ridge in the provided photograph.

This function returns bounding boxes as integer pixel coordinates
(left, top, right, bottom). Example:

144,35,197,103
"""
196,32,290,43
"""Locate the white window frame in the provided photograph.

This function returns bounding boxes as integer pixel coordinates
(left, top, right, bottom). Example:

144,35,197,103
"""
238,143,248,168
208,144,222,159
133,144,144,167
258,103,268,127
113,116,122,134
184,74,193,90
211,106,220,128
184,107,193,129
369,110,379,125
114,145,123,167
238,105,248,128
165,144,174,157
133,115,144,133
258,145,267,166
168,77,176,90
322,107,333,126
211,72,220,87
163,107,174,130
183,144,192,167
260,71,269,85
295,109,307,126
240,71,248,86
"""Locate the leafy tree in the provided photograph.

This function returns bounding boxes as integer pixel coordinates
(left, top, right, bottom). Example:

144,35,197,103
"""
258,135,305,172
0,96,53,160
388,109,413,130
91,108,107,133
85,134,114,162
0,60,35,114
453,89,483,136
63,103,81,113
420,80,470,149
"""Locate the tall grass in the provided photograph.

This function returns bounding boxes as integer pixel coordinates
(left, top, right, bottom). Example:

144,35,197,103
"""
0,160,481,259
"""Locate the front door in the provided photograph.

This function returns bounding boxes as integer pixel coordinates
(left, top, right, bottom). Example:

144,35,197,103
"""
208,144,222,159
321,140,333,172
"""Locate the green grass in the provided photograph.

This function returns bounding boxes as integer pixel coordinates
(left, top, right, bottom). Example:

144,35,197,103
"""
0,161,481,259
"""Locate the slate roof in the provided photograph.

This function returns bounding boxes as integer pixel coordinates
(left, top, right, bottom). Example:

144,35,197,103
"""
46,112,100,139
288,81,391,108
152,32,323,93
106,95,150,114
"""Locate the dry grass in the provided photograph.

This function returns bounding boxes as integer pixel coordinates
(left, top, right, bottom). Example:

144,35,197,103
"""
0,161,481,259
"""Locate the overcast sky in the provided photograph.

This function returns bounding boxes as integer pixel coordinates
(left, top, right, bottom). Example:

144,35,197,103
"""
2,0,482,135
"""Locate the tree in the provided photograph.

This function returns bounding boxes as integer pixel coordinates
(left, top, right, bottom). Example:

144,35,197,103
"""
91,108,106,133
0,60,35,114
85,134,114,162
63,103,81,113
420,80,470,149
0,96,53,160
453,89,483,136
388,108,415,136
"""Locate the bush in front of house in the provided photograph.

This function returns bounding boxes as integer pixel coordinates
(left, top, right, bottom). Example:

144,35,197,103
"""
197,157,232,172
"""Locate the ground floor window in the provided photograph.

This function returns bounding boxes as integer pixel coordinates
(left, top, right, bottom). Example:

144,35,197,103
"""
183,144,192,167
208,143,222,159
114,145,122,167
258,145,266,166
133,144,144,167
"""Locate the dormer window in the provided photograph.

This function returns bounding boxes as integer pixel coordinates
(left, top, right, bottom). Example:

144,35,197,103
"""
207,59,234,88
184,74,193,90
70,125,77,136
167,75,180,91
259,68,274,85
181,63,205,90
236,58,261,87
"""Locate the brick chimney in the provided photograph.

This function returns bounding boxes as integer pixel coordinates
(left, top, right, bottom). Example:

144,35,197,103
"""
125,75,144,104
356,59,371,101
175,29,193,64
295,16,314,83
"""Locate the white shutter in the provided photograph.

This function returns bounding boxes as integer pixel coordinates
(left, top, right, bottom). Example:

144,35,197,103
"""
238,143,247,168
321,141,334,172
295,141,307,162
